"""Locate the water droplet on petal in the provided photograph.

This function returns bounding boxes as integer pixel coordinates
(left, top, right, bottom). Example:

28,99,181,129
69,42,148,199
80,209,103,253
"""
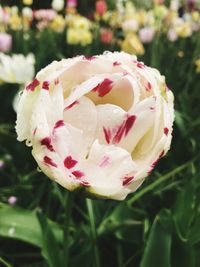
37,166,42,172
26,140,32,147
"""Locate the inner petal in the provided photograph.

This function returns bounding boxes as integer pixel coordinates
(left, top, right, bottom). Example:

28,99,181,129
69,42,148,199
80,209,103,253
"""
63,96,98,149
86,75,135,111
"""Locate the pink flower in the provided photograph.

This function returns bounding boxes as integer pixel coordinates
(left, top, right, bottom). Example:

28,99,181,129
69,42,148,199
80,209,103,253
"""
167,28,178,42
96,0,107,16
0,33,12,52
34,9,56,21
139,27,155,43
67,0,77,8
8,196,18,206
100,29,113,44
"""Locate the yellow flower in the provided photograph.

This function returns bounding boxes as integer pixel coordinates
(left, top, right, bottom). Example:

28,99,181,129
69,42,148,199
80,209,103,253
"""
73,16,91,30
79,30,92,46
67,28,80,45
175,22,192,38
192,11,200,22
121,33,145,56
49,15,66,32
153,5,168,19
195,58,200,73
136,10,147,27
9,15,22,31
23,0,33,5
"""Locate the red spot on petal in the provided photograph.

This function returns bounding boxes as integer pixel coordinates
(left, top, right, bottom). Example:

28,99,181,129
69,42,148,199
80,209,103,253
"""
54,79,59,85
33,127,37,135
99,155,111,167
146,82,152,91
72,170,84,179
83,56,96,61
136,62,145,69
123,176,134,186
148,150,165,175
64,156,77,169
164,127,169,136
113,115,136,144
41,137,54,151
150,107,155,110
54,120,65,129
103,127,111,144
64,100,79,111
44,156,57,167
26,79,40,91
92,79,113,97
113,61,121,66
79,180,90,187
125,115,137,136
123,71,128,76
42,81,50,90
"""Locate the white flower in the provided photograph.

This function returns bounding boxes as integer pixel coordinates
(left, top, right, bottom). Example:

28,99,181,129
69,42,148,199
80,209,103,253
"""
16,52,174,200
0,53,35,84
52,0,64,12
22,7,33,19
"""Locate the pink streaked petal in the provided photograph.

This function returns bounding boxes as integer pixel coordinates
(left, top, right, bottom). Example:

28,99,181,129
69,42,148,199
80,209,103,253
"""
41,137,54,151
82,56,97,61
26,79,40,91
113,61,121,66
42,81,50,90
99,155,111,168
64,100,79,111
123,176,134,186
64,156,77,169
164,127,169,136
145,82,152,91
136,62,145,69
103,127,111,144
92,78,113,97
79,180,90,187
72,170,84,179
113,115,137,144
54,120,65,129
43,156,57,168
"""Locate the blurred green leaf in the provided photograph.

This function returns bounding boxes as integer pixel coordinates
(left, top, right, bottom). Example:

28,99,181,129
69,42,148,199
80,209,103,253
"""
37,211,62,267
173,182,195,241
0,203,62,248
140,212,172,267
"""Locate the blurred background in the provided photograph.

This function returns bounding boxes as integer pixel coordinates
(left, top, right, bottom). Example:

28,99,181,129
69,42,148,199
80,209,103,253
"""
0,0,200,267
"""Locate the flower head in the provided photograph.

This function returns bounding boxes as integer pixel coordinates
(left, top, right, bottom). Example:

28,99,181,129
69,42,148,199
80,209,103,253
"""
0,32,12,52
16,52,174,200
0,53,35,84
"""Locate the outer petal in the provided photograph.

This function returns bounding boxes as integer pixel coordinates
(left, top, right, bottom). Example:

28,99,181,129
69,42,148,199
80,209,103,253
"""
77,140,137,200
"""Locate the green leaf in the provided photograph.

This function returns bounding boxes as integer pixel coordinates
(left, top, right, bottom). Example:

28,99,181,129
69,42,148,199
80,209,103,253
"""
173,182,195,241
37,211,62,267
0,203,62,248
140,212,172,267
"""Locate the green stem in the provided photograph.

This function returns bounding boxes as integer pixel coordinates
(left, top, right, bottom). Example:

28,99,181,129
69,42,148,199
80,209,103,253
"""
63,191,74,267
128,155,200,206
0,257,13,267
86,198,101,267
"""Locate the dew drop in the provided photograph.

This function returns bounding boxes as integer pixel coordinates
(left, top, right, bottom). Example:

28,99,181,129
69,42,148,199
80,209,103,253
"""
37,166,42,172
103,50,110,55
26,140,32,147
